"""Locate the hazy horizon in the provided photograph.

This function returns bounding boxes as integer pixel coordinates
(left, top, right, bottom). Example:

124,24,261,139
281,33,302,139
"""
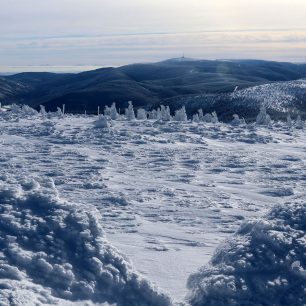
1,0,306,73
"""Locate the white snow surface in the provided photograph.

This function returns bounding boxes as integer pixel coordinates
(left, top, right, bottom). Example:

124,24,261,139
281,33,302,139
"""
187,201,306,305
1,113,306,304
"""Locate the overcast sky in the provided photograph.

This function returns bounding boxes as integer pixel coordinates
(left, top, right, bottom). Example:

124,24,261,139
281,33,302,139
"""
1,0,306,72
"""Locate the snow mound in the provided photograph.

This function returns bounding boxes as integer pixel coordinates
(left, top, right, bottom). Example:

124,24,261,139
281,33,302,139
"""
187,202,306,306
0,178,171,306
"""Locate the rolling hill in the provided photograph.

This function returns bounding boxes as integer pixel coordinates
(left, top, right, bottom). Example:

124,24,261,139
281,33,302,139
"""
1,59,306,117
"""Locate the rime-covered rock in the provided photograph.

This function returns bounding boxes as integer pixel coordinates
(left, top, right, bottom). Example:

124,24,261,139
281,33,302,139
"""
187,201,306,306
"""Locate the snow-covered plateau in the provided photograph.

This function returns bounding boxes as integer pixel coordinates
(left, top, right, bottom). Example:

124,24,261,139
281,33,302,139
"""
0,109,306,305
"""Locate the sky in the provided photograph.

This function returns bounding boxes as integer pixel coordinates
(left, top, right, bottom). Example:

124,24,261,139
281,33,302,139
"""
1,0,306,72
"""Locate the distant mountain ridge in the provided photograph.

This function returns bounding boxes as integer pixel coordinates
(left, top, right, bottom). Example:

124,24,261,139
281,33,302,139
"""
1,59,306,118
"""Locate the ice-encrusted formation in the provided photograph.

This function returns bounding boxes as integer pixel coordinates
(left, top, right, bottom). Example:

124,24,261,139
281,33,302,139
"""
174,106,187,122
295,115,304,129
125,101,136,121
0,178,171,306
160,105,171,122
187,201,306,306
256,106,271,126
211,112,219,124
110,103,120,120
193,114,200,123
137,108,147,120
287,114,292,127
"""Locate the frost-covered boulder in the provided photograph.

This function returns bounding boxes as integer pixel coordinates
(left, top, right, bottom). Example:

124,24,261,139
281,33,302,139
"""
256,106,271,126
174,106,187,122
93,115,110,128
125,101,136,121
0,178,171,306
187,201,306,306
137,108,147,120
295,115,304,129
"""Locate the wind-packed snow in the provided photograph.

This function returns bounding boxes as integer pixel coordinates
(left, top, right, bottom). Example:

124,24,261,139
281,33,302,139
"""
187,201,306,306
0,108,306,304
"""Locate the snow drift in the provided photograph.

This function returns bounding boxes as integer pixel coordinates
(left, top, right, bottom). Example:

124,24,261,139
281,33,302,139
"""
187,201,306,306
0,177,171,306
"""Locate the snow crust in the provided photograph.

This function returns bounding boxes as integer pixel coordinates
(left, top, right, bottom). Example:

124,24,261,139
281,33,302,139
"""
0,177,171,306
187,201,306,305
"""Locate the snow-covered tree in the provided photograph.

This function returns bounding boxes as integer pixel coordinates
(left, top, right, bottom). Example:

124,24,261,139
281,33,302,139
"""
198,109,204,121
125,101,135,120
295,115,304,129
211,111,219,124
39,105,47,117
57,107,64,117
110,103,119,120
137,108,147,120
174,106,187,121
161,105,171,121
287,114,292,127
148,109,158,120
193,113,200,123
104,105,111,116
256,106,271,126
